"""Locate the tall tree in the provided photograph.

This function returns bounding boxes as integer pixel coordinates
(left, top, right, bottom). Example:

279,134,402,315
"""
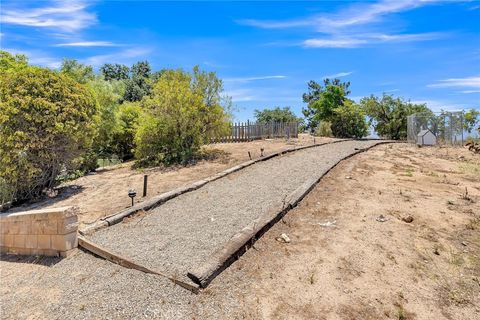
100,63,130,81
123,61,152,102
360,94,431,140
60,59,94,84
0,51,28,72
254,107,301,124
302,78,351,132
464,108,480,133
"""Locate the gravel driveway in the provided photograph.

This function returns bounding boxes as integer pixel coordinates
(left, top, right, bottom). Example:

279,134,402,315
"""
90,140,382,282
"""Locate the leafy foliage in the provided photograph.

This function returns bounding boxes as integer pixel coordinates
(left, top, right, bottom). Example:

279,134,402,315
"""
191,66,232,141
254,106,301,124
112,102,142,160
330,101,369,138
60,59,94,84
464,109,480,133
0,65,97,203
135,68,230,166
302,78,351,133
361,94,431,139
100,63,130,81
315,121,333,137
0,51,28,73
87,77,125,157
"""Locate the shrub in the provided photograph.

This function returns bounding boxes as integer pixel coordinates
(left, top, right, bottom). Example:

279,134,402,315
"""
315,121,333,137
254,106,301,124
135,70,204,166
360,94,431,140
330,102,369,138
135,68,230,167
87,77,125,156
0,66,97,203
112,102,142,160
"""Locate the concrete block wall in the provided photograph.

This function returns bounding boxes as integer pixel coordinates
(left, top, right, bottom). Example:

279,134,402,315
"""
0,206,78,257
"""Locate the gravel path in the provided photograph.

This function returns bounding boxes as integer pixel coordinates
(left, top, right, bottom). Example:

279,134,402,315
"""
90,140,382,280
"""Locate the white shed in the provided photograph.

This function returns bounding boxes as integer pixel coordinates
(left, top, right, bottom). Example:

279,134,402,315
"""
417,129,437,146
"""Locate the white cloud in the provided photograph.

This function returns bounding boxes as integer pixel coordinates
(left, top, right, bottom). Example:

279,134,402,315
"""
410,99,469,112
82,48,153,67
324,71,354,78
304,32,443,48
0,0,96,32
224,75,287,82
224,88,256,102
239,1,458,31
427,76,480,89
460,90,480,94
304,38,367,48
54,41,120,47
239,0,453,48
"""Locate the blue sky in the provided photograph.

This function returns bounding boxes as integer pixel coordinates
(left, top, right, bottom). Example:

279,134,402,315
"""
1,0,479,121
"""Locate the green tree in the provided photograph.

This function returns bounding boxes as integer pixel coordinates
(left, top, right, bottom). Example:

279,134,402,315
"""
112,102,142,160
100,63,130,81
330,101,368,138
464,109,480,133
124,61,152,102
360,94,431,140
0,65,97,203
60,59,94,84
135,70,204,165
135,68,230,166
191,66,231,141
254,107,301,124
0,51,28,73
87,77,125,157
131,61,151,78
302,78,351,132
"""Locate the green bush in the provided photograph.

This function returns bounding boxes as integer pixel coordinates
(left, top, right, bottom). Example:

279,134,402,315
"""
135,68,230,166
315,121,333,137
112,102,142,160
0,64,97,203
360,94,431,140
330,102,369,138
135,70,204,166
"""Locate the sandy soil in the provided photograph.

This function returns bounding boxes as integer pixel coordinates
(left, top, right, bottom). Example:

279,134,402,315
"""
197,143,480,319
1,143,478,319
7,134,331,228
89,140,380,281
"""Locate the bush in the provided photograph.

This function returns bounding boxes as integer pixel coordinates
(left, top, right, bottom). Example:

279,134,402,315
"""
361,94,431,140
0,66,97,203
112,102,142,160
135,70,204,166
135,68,230,167
254,106,301,124
330,102,369,138
315,121,333,137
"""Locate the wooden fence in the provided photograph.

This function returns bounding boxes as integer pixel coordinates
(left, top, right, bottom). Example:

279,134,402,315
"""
212,121,299,143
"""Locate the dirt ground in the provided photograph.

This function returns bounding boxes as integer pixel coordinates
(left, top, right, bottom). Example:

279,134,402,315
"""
197,143,480,319
1,143,479,319
7,134,331,229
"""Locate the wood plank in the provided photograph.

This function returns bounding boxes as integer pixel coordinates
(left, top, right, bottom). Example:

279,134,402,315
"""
78,236,200,294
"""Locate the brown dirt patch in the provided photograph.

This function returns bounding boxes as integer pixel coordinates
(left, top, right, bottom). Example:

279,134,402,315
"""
199,143,480,319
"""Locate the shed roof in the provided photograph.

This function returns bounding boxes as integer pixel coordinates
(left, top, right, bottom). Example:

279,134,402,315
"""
417,129,433,137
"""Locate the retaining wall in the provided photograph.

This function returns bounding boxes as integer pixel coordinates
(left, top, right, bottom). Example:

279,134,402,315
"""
0,206,78,257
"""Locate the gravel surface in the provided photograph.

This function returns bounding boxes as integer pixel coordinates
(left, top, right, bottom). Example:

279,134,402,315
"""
90,140,382,281
1,252,204,319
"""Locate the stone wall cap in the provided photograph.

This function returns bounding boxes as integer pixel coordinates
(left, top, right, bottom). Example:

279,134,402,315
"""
0,206,77,220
